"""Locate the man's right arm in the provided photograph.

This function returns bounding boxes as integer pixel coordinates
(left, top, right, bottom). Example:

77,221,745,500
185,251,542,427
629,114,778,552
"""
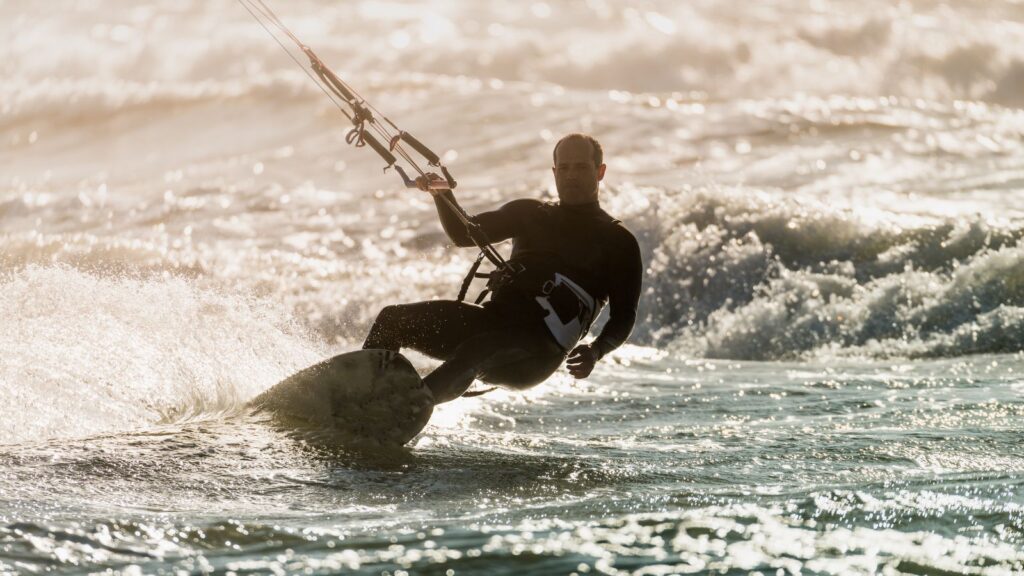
432,190,529,247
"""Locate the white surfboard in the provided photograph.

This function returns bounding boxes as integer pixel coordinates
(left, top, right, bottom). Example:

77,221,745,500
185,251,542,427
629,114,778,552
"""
249,349,434,446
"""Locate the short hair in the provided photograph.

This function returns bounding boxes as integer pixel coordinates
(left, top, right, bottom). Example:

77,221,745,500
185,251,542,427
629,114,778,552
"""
553,133,603,167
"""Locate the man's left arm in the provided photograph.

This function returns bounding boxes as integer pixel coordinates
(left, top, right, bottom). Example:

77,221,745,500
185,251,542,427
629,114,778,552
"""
567,232,643,378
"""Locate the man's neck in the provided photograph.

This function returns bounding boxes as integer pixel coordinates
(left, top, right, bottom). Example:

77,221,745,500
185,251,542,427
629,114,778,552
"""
558,198,600,208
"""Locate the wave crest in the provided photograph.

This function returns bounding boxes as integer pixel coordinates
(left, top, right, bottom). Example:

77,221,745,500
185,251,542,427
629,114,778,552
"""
623,186,1024,359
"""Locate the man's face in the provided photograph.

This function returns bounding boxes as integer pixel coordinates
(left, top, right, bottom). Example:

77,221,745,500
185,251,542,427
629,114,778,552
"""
553,138,606,205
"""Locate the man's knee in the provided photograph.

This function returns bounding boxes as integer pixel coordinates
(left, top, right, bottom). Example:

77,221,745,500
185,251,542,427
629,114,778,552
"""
480,353,564,389
364,304,409,350
372,304,407,328
450,337,565,390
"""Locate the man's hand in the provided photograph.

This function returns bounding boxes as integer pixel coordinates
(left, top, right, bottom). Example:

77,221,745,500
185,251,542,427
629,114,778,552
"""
415,172,449,195
566,344,599,379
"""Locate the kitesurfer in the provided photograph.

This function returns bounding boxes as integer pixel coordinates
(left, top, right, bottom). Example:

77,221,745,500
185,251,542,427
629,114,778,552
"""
363,134,643,403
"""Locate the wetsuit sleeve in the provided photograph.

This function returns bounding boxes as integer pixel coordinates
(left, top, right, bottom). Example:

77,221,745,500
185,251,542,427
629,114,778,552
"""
592,231,643,360
432,191,528,247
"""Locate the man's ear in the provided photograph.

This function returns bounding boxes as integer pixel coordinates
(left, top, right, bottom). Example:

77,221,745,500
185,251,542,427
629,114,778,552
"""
597,163,607,181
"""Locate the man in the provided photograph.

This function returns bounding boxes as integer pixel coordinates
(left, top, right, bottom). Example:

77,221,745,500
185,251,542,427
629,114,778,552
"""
363,133,643,403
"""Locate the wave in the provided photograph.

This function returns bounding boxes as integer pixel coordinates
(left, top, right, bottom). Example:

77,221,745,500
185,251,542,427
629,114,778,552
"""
0,75,319,130
620,185,1024,359
6,1,1024,112
7,186,1021,364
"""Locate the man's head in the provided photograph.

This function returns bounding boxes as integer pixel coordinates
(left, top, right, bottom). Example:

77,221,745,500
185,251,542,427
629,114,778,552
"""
552,133,606,205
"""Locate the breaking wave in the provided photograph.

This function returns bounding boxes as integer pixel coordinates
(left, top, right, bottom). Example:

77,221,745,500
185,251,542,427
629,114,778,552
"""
627,185,1024,359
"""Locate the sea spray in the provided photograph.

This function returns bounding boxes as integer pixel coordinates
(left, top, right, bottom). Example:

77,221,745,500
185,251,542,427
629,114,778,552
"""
0,265,322,444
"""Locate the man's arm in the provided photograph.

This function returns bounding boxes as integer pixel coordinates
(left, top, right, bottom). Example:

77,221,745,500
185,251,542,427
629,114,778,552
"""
567,230,642,379
432,189,531,247
432,190,476,247
591,232,643,359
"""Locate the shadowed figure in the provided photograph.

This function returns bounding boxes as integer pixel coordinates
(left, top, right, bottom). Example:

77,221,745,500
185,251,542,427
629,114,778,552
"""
363,134,643,403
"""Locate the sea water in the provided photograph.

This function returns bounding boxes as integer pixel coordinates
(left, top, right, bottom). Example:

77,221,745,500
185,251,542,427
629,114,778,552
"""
2,0,1024,573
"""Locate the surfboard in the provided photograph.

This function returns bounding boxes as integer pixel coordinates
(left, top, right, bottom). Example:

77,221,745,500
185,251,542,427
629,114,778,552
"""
249,349,434,446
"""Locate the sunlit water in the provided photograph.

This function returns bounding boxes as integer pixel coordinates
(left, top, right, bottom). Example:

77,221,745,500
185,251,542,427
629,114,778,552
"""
2,0,1024,573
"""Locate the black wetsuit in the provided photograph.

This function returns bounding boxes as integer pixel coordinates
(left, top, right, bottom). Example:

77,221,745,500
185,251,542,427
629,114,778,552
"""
363,191,642,394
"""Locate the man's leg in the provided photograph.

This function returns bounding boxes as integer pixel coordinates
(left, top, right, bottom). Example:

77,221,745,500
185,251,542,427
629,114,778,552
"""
424,325,567,403
362,300,494,360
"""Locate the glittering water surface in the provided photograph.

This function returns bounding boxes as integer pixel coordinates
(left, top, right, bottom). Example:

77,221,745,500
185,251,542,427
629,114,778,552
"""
3,0,1024,573
1,354,1023,574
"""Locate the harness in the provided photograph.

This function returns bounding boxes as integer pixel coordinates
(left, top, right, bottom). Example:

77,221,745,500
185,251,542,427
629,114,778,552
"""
456,209,621,351
535,273,598,350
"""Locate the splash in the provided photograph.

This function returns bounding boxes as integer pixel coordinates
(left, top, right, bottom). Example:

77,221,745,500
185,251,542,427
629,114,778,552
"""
0,265,323,445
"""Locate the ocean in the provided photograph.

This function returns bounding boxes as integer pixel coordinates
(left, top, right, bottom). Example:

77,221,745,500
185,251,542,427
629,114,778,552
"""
2,0,1024,573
